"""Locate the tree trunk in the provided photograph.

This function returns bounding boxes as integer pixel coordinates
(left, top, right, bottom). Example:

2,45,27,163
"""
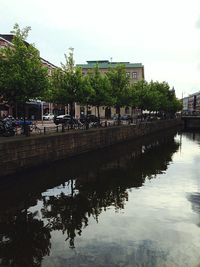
86,104,89,115
69,102,74,129
97,106,100,120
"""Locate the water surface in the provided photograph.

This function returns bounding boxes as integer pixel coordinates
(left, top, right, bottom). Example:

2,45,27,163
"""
1,130,200,267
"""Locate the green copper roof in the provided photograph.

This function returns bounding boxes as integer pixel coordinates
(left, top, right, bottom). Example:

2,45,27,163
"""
76,60,143,69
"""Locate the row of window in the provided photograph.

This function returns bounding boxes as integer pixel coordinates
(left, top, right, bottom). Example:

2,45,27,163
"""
82,71,138,79
126,72,137,79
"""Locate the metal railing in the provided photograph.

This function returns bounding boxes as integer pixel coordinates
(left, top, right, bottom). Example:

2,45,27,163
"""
2,116,175,138
27,120,136,136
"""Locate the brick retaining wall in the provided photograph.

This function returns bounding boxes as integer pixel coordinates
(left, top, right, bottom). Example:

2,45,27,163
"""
0,119,182,177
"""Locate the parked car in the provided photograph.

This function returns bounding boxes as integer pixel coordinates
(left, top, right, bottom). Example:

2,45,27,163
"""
121,114,132,121
43,113,54,120
80,114,100,124
112,114,118,121
54,114,70,125
54,114,81,126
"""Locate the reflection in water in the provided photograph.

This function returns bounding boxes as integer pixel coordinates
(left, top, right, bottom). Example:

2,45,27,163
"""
65,240,169,267
182,131,200,144
0,210,51,267
42,180,129,249
40,130,179,250
0,129,181,266
188,193,200,228
188,193,200,215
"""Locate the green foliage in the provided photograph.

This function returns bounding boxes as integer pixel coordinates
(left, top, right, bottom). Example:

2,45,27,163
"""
130,80,149,111
106,65,130,109
130,80,182,115
87,65,113,117
0,24,49,105
51,48,84,116
80,75,95,106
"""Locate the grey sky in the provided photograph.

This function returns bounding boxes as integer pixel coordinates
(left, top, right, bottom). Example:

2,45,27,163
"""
1,0,200,98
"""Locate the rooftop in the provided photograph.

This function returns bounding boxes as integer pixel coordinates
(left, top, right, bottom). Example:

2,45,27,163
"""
0,34,57,68
77,60,143,69
0,34,30,47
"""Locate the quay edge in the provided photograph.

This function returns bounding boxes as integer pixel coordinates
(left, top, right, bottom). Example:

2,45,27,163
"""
0,119,183,177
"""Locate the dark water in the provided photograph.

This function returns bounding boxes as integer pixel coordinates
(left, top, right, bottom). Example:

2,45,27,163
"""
1,129,200,267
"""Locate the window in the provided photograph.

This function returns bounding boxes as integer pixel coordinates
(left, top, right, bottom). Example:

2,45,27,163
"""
126,72,130,78
132,72,137,79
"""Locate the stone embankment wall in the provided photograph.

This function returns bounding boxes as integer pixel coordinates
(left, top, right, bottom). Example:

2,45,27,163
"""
0,119,182,177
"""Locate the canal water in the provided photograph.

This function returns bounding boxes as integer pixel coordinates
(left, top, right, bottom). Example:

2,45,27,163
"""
1,129,200,267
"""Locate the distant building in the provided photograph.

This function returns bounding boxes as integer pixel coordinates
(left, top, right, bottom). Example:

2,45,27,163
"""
182,91,200,114
77,60,145,83
182,97,189,111
76,60,144,118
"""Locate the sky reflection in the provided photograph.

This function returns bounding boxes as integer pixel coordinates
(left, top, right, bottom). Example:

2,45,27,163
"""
1,130,200,266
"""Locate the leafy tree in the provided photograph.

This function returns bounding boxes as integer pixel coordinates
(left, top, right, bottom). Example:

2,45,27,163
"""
164,89,182,116
149,81,180,116
131,80,182,118
0,23,49,117
51,48,83,118
146,81,161,112
153,81,170,113
87,65,113,119
130,80,149,115
106,65,130,115
78,74,95,115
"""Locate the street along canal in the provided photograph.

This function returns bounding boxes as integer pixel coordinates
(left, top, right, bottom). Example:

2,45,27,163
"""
1,128,200,266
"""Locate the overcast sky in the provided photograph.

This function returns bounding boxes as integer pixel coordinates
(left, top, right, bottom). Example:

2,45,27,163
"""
1,0,200,98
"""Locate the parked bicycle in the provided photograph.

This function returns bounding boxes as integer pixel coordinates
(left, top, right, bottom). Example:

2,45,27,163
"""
0,117,16,137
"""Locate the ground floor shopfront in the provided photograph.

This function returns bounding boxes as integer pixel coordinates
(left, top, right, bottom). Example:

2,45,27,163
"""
1,100,141,120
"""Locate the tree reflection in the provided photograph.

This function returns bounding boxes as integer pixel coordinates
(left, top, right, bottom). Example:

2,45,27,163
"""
78,135,179,190
0,209,51,267
41,135,179,248
41,179,128,248
42,191,90,249
0,130,180,253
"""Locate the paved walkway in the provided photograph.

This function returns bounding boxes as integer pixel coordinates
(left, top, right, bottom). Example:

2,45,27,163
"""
0,119,131,143
0,120,56,143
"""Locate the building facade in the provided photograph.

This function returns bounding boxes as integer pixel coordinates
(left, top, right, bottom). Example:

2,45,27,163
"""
77,60,144,84
182,91,200,115
76,60,145,118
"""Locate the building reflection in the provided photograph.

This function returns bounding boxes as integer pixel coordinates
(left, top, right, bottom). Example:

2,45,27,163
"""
187,193,200,227
182,131,200,143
